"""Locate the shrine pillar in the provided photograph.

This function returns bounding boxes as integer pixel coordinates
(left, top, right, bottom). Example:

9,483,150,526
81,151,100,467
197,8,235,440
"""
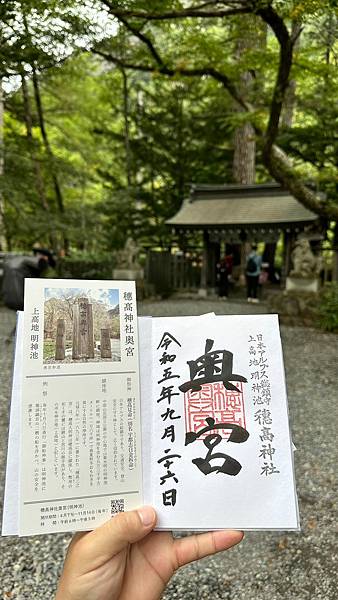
282,231,295,284
199,230,209,296
199,231,220,295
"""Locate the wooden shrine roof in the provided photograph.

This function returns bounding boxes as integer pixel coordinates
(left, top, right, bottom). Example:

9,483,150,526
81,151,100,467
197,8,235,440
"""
167,183,319,230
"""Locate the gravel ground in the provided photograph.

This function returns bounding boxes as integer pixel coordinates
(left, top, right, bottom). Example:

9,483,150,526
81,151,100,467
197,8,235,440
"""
1,299,337,600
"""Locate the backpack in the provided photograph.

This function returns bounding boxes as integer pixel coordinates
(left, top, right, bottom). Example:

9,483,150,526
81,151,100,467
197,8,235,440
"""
247,255,257,274
2,255,42,311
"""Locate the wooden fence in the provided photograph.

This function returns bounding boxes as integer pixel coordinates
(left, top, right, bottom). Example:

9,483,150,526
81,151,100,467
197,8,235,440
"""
145,251,201,294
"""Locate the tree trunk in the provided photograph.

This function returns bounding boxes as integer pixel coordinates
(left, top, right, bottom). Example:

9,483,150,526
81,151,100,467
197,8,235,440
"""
281,22,301,128
233,118,255,185
0,79,6,250
121,68,132,187
22,9,66,248
32,66,65,215
32,66,69,252
332,222,338,283
232,68,255,184
281,79,296,129
232,18,257,278
176,93,185,205
21,74,50,212
232,17,262,185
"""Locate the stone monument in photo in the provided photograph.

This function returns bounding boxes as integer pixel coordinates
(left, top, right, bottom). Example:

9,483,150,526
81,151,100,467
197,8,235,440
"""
286,239,322,293
72,297,95,359
113,237,144,281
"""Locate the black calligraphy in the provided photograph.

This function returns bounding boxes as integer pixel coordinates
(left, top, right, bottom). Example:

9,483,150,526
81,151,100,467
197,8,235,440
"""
182,340,249,477
185,416,249,476
248,333,280,476
30,307,40,359
179,339,247,393
156,332,182,507
124,291,135,357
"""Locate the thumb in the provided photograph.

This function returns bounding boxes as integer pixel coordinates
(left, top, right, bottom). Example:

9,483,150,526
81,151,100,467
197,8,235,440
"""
81,506,157,565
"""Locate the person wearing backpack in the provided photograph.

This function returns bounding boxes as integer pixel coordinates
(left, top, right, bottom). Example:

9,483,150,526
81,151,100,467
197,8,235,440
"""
2,247,56,311
246,244,262,303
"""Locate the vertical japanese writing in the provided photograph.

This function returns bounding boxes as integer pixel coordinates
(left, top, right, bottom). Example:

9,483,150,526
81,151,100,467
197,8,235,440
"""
30,307,40,359
88,399,94,487
60,401,66,489
75,399,80,488
110,392,126,484
34,401,40,492
29,381,49,493
181,340,249,476
41,388,47,492
248,334,280,476
156,332,182,508
126,376,135,470
123,291,135,357
101,378,108,485
50,389,112,493
119,397,125,482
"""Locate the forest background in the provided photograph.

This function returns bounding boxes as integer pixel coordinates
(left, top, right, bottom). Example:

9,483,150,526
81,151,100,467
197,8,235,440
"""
0,0,337,277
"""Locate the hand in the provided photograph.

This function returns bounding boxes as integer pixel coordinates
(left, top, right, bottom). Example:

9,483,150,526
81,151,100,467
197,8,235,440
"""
55,506,243,600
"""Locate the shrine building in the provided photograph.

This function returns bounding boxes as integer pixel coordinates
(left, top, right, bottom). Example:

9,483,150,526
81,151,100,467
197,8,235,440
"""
166,182,321,294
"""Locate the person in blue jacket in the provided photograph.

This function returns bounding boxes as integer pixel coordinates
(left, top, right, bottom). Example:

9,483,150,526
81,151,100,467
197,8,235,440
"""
246,244,262,303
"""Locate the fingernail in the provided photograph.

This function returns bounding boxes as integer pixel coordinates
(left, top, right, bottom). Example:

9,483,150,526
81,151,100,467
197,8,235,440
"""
137,506,156,527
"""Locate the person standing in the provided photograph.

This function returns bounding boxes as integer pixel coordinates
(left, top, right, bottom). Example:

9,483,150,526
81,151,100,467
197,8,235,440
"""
2,247,55,311
246,244,262,303
217,255,229,299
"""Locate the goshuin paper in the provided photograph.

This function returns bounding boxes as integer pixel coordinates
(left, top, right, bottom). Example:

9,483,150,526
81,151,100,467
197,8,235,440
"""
144,314,299,531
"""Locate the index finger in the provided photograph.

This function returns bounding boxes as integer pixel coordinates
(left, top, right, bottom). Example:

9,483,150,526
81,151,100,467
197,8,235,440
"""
173,530,244,568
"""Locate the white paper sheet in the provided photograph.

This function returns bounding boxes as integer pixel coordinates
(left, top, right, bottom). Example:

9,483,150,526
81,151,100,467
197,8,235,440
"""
19,279,143,535
1,311,23,535
149,313,299,530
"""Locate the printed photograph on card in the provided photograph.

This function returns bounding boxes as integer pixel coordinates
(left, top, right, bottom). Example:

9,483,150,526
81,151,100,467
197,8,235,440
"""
43,287,121,363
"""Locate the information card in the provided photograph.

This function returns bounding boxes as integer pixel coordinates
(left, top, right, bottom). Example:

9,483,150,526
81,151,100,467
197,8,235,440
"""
19,279,142,535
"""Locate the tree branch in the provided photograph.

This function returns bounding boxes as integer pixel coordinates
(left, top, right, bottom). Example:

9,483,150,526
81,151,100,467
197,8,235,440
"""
266,145,338,220
0,53,72,80
92,48,250,112
255,4,294,156
96,1,337,220
101,0,250,20
251,5,333,218
280,143,323,169
115,15,165,67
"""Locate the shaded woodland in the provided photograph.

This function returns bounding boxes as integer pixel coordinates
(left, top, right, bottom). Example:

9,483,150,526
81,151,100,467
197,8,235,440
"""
0,1,337,272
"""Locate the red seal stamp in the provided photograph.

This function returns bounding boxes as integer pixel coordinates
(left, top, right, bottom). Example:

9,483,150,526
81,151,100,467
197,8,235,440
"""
184,381,246,439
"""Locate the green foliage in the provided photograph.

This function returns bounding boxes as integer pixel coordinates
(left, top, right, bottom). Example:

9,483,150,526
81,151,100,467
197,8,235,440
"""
272,0,337,18
57,251,115,280
317,284,338,332
43,340,55,360
1,0,338,262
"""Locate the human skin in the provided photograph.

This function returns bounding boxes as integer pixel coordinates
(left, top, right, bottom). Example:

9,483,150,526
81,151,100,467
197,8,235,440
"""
55,506,243,600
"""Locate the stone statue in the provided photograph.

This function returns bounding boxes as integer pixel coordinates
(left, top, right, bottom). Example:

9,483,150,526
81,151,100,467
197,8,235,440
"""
115,238,140,270
290,239,321,278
